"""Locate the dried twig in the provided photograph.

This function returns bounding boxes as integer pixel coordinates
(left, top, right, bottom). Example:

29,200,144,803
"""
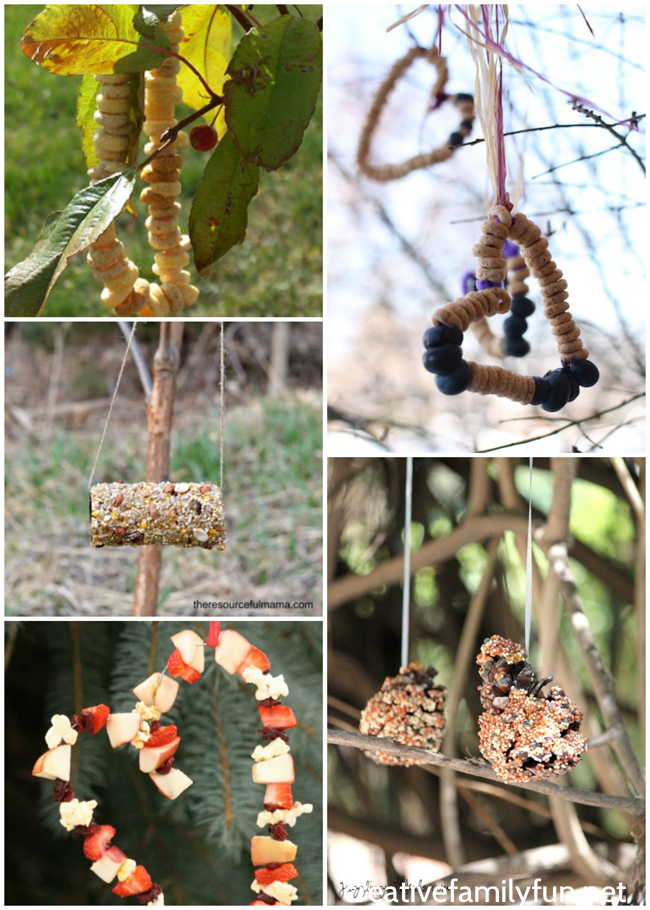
328,730,645,815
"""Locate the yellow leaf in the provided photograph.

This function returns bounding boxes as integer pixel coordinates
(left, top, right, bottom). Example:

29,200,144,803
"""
21,4,162,75
176,5,232,136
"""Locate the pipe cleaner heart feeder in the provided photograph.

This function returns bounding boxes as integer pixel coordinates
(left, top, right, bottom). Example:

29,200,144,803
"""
32,623,313,906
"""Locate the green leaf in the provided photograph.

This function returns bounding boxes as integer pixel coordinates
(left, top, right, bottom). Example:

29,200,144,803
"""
5,171,136,317
175,5,231,135
76,74,100,171
188,132,259,271
21,4,166,75
224,15,322,171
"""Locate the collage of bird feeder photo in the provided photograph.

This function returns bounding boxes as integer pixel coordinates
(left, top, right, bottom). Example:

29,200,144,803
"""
3,3,647,908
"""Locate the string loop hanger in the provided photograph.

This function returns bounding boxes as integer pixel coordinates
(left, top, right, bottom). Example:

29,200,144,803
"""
88,321,227,551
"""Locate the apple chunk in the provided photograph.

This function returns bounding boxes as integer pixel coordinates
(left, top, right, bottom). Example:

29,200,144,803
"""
90,846,127,883
250,836,297,866
170,630,204,673
214,630,251,674
252,754,295,785
139,736,181,773
149,767,193,800
132,673,179,713
106,713,141,749
32,744,72,781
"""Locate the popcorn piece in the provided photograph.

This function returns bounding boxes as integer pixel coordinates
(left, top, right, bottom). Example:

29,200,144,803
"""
252,739,291,762
132,721,152,750
256,802,313,828
148,894,165,906
251,881,298,905
46,715,79,749
117,859,137,882
59,799,98,832
136,702,162,723
243,668,289,701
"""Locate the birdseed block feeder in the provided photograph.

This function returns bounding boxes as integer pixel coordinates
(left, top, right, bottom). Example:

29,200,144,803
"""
90,481,226,550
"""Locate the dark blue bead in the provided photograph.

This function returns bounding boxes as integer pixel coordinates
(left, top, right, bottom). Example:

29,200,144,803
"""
449,132,464,148
568,359,600,387
423,324,463,349
566,369,580,402
503,315,528,337
453,92,474,104
530,377,550,406
435,360,472,395
504,336,530,357
510,295,536,318
541,370,572,412
423,344,463,375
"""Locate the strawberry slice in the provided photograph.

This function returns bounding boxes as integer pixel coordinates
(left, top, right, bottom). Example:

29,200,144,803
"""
167,649,201,684
143,725,178,748
81,704,110,734
112,864,152,897
254,863,299,885
258,705,297,730
237,645,270,677
206,621,221,647
83,824,116,861
263,782,293,810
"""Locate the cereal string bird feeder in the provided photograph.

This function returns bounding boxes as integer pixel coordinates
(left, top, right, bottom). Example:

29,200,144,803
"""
89,322,226,552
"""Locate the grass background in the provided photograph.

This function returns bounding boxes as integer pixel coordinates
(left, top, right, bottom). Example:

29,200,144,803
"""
5,5,323,317
5,323,323,615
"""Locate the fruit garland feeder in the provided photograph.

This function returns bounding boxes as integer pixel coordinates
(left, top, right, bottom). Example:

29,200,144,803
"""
32,622,313,906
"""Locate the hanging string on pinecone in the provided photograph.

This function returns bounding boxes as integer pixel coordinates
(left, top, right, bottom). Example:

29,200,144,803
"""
359,663,447,766
476,635,587,783
359,459,448,767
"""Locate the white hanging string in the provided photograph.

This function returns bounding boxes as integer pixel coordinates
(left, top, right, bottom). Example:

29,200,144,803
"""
401,457,414,668
524,456,533,657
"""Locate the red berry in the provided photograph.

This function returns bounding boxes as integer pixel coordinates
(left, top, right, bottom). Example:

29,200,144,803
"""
190,125,218,152
81,704,110,734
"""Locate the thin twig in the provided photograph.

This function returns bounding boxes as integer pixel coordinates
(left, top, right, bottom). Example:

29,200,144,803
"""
227,4,254,32
475,393,646,452
327,730,645,815
117,320,152,401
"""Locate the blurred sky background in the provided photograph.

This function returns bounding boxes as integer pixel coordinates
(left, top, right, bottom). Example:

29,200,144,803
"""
327,4,645,454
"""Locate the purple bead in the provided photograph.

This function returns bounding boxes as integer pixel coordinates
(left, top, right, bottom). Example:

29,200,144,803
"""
476,279,504,290
502,240,519,258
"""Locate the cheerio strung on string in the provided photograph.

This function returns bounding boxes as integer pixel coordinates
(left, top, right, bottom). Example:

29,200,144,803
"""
88,323,226,550
476,635,587,783
421,7,600,412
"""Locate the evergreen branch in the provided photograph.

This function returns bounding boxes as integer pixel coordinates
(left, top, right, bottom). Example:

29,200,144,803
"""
210,688,234,829
327,730,645,815
148,621,158,676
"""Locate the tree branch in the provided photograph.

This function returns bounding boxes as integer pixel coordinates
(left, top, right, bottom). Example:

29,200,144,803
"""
327,730,645,816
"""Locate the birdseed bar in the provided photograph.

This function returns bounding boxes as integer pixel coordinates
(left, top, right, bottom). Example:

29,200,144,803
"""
90,481,226,549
